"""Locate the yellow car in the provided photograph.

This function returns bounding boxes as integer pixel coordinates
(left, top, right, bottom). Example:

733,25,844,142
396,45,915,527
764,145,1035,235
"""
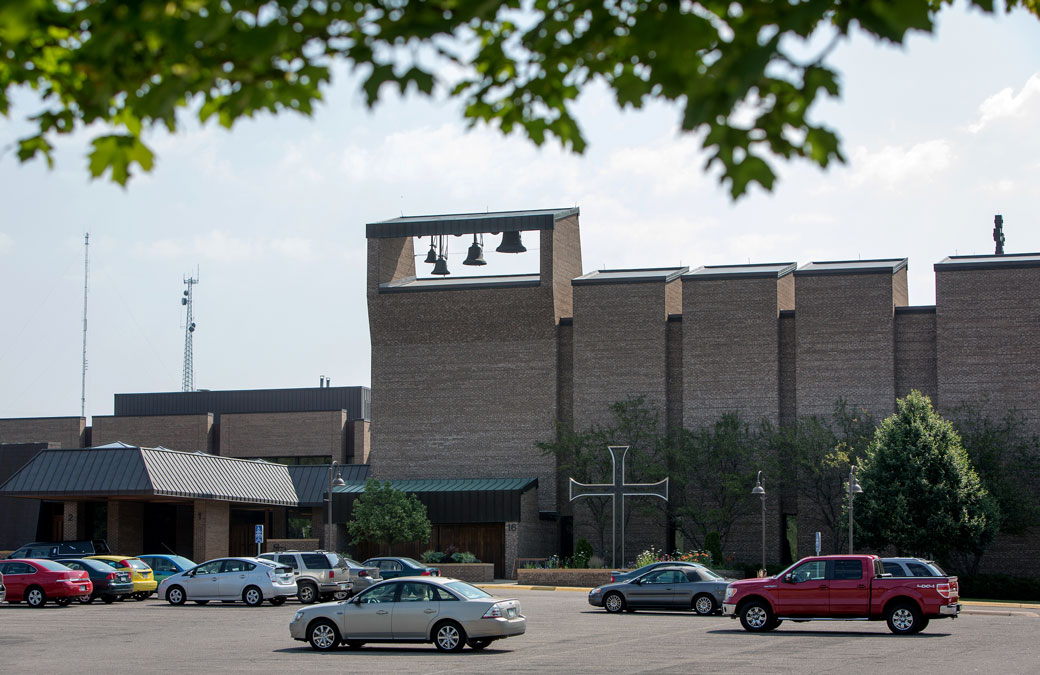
88,556,158,600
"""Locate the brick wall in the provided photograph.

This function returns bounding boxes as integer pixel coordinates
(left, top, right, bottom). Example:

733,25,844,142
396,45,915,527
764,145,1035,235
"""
193,499,230,561
350,419,371,464
778,311,797,427
92,414,213,452
936,265,1040,434
0,417,84,449
894,307,938,401
795,267,904,418
572,279,674,431
683,274,790,428
220,410,348,461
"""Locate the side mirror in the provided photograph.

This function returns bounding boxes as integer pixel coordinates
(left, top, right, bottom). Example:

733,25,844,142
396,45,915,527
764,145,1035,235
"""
351,596,362,605
783,573,794,583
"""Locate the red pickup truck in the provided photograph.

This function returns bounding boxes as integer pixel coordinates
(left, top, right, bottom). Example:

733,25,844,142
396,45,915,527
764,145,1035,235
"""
722,554,960,634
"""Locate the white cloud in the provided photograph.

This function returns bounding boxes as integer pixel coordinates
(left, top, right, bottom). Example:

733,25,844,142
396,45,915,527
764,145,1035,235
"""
967,73,1040,133
133,231,318,263
0,233,13,255
845,140,955,190
606,136,707,196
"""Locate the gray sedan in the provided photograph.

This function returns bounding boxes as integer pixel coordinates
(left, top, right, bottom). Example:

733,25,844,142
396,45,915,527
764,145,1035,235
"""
588,565,730,615
290,576,525,652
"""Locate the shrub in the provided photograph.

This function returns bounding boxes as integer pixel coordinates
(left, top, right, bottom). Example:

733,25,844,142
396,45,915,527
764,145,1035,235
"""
451,551,479,563
959,574,1040,601
704,532,724,567
588,555,604,569
420,550,441,563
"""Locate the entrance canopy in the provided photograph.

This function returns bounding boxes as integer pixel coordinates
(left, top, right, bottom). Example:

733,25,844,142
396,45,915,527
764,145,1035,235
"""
331,477,537,523
0,443,297,506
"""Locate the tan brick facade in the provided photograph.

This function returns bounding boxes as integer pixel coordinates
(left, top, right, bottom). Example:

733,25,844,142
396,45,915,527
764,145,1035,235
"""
0,417,84,449
92,414,213,452
220,410,349,461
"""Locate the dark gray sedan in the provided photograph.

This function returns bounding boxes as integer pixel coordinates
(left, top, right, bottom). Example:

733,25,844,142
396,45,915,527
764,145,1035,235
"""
588,565,730,615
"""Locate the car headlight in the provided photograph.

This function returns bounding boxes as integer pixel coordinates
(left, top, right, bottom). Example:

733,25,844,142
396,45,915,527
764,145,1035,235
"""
293,611,304,622
724,587,736,601
589,588,602,595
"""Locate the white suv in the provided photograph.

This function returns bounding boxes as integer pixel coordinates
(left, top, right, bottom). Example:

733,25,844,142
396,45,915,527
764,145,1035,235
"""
259,551,355,604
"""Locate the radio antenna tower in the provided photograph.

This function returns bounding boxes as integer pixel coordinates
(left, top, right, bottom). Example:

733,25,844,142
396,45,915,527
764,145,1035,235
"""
181,271,199,391
81,233,89,418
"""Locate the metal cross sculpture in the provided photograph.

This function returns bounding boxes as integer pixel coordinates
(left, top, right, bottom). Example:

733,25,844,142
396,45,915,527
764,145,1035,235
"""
569,445,669,568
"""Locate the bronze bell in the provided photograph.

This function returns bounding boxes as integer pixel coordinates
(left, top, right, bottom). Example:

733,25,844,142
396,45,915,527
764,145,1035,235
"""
431,255,450,275
496,230,526,253
463,238,486,266
424,241,438,264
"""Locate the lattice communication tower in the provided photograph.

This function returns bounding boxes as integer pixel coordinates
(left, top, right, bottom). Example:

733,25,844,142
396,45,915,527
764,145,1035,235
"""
181,273,198,391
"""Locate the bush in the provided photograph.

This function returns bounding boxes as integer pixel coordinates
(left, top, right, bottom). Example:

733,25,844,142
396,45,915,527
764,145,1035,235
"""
588,555,604,569
704,532,724,567
959,574,1040,601
420,550,440,563
451,551,479,563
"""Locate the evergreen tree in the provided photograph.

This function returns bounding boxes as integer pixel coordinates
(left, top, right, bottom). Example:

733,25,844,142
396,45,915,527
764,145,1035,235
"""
347,479,432,555
856,391,999,569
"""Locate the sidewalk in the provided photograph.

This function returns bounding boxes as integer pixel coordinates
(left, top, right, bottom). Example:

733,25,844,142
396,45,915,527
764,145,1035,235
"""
477,580,1040,615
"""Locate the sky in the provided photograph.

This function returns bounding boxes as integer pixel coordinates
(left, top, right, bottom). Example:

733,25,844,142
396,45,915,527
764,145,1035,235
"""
1,3,1039,421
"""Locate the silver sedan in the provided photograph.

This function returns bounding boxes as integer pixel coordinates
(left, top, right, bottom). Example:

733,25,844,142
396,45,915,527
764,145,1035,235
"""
289,577,525,652
588,565,730,615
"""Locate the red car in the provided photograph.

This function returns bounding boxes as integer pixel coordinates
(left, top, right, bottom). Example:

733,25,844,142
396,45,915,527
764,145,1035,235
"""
0,559,93,607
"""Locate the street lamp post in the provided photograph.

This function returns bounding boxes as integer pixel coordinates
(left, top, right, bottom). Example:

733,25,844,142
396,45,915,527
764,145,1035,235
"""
327,461,346,551
848,465,863,553
751,471,766,576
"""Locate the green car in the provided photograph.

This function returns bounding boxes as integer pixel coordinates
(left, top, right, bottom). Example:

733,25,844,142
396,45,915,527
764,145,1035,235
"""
137,554,197,586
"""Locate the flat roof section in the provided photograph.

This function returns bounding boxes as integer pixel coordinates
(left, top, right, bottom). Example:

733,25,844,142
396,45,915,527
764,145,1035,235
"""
684,262,797,281
572,267,689,286
934,252,1040,272
379,273,541,293
795,258,908,276
366,207,579,239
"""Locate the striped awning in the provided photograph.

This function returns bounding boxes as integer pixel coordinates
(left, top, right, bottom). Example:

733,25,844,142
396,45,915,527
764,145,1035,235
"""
0,443,298,506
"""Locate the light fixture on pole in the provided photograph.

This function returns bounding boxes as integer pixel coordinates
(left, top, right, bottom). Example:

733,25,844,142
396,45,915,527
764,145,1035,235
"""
848,465,863,553
751,471,766,577
327,461,346,552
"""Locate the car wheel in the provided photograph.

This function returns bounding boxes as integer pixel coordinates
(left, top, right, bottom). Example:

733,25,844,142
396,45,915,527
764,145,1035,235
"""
243,586,264,607
133,592,146,601
26,586,46,608
307,619,341,651
166,585,186,605
194,600,210,605
78,595,93,604
886,602,923,635
433,620,467,653
345,641,365,650
693,594,717,616
738,600,776,632
54,596,72,607
603,592,626,614
101,596,116,604
297,582,318,604
269,597,286,606
468,638,493,650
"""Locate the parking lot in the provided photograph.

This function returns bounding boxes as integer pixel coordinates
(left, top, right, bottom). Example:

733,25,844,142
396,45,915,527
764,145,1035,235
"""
2,589,1038,674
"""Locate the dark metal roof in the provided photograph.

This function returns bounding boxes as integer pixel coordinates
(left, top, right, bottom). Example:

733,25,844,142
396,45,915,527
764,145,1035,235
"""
331,477,538,524
288,464,371,507
572,267,688,286
934,252,1040,272
0,444,298,506
795,259,907,276
113,386,370,421
379,274,541,294
684,262,797,280
366,208,579,239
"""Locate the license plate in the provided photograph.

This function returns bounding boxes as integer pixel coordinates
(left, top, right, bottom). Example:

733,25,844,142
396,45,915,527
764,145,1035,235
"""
80,585,88,591
507,608,516,618
339,583,349,590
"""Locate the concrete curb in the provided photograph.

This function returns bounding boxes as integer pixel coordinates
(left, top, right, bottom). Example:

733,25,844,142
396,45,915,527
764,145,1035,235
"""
477,583,1040,613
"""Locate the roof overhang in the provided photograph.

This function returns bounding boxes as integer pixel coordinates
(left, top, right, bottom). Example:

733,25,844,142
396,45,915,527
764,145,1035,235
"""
0,443,298,506
331,478,538,523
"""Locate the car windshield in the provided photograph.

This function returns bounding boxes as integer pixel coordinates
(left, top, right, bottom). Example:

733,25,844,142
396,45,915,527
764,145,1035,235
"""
255,558,278,567
700,567,723,580
444,581,492,600
326,553,350,568
169,556,195,570
398,557,425,567
127,559,150,571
